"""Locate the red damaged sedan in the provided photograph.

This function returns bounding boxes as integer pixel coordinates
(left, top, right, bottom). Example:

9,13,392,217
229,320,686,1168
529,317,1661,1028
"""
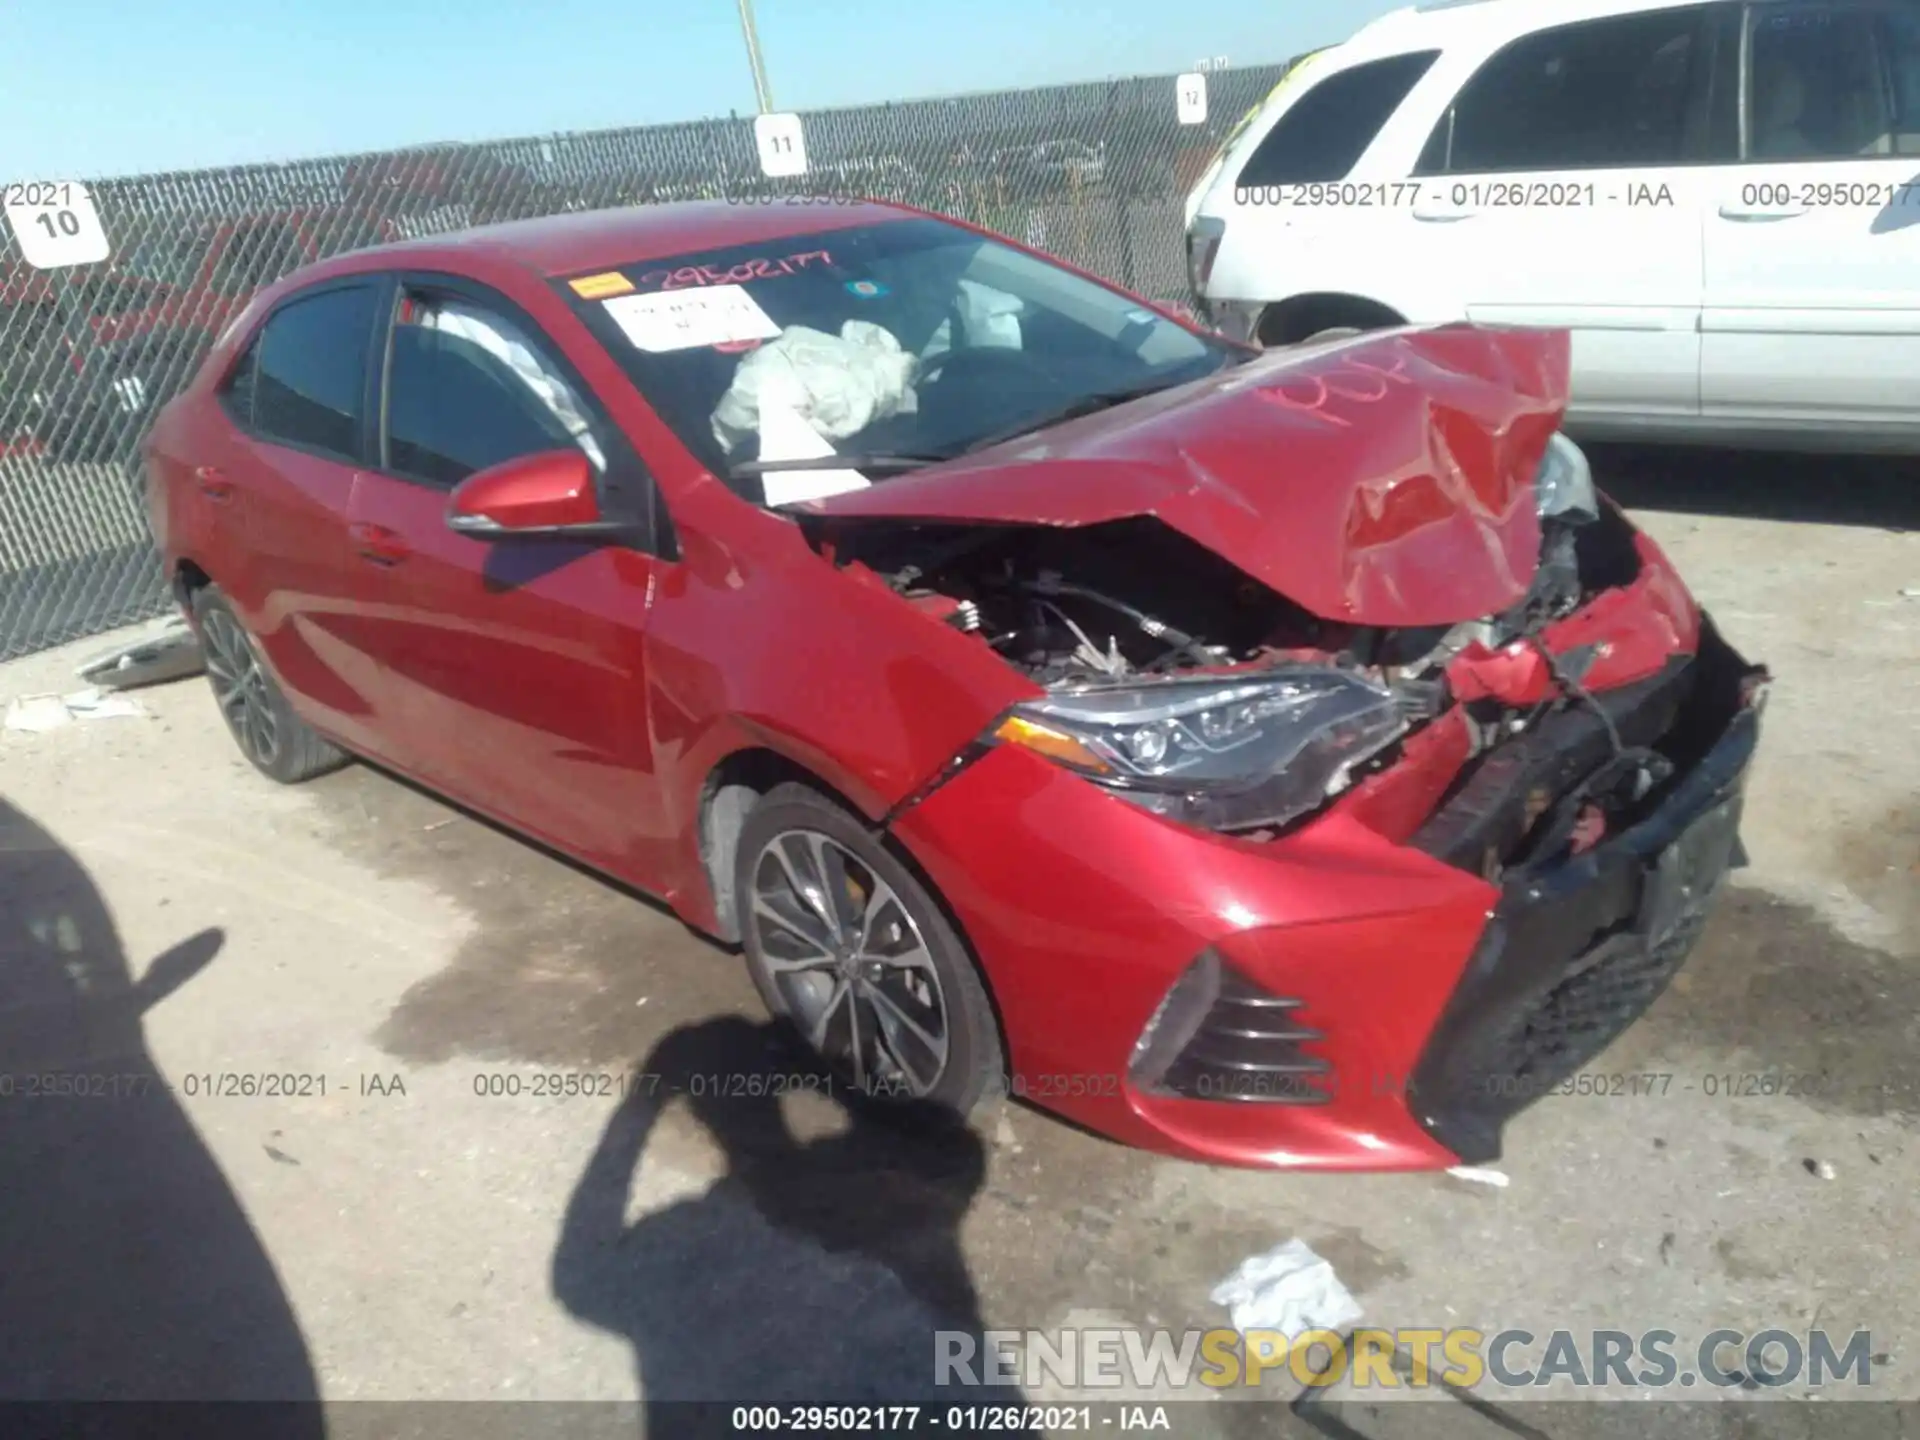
143,201,1766,1171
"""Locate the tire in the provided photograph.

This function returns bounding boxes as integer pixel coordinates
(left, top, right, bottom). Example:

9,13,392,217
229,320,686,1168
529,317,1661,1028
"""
191,586,348,784
735,782,1003,1115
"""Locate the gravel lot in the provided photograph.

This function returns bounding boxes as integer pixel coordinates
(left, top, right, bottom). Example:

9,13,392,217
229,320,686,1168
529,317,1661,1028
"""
1,446,1914,1436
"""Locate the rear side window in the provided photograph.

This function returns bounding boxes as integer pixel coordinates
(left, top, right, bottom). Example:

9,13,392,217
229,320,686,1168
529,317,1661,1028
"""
1748,2,1913,158
250,285,379,461
1235,51,1440,186
1422,7,1718,173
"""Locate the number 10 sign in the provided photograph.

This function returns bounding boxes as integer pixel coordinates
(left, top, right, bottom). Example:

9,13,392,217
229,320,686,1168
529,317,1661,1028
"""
3,182,111,269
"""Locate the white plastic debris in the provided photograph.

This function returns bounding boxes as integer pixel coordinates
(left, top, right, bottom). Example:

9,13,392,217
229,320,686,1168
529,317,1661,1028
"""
4,687,147,733
75,613,204,690
1210,1239,1363,1341
1447,1165,1512,1188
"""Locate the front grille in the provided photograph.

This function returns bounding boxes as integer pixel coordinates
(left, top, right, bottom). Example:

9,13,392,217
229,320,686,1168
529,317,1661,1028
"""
1407,622,1764,1163
1131,953,1333,1105
1499,910,1709,1079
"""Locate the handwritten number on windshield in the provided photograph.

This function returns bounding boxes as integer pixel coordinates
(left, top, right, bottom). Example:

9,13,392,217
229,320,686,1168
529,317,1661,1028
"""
637,251,833,292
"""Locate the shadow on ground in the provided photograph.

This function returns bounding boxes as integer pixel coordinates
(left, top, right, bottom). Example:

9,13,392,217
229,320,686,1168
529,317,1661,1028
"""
0,798,322,1420
1591,445,1920,531
551,1015,1030,1434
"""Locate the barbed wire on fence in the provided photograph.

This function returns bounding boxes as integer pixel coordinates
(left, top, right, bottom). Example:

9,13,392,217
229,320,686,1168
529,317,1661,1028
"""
0,63,1289,661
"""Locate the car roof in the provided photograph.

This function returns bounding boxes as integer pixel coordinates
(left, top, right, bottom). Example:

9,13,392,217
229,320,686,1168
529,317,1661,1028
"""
299,199,918,284
1336,0,1714,63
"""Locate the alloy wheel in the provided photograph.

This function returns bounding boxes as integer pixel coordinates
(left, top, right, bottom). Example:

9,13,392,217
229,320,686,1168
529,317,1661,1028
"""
201,609,281,769
748,828,951,1097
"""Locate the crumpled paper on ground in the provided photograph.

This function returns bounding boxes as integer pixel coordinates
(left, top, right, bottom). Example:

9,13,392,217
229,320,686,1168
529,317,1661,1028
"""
1209,1239,1363,1341
4,687,148,733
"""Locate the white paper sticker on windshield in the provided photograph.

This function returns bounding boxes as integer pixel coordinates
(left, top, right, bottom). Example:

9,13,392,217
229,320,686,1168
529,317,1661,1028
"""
757,404,872,506
602,285,780,353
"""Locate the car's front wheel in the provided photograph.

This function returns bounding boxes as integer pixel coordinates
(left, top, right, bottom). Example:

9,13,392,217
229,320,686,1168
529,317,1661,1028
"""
735,783,1003,1114
192,586,348,784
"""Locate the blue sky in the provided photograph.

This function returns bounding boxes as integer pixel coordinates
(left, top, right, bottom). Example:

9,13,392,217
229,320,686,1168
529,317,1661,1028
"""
3,0,1404,180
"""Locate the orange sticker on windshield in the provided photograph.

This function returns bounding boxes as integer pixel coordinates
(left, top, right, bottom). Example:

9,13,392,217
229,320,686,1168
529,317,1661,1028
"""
569,271,636,299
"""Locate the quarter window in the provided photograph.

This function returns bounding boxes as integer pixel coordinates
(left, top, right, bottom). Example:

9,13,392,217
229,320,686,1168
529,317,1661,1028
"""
1235,51,1441,186
1420,7,1716,173
250,285,379,461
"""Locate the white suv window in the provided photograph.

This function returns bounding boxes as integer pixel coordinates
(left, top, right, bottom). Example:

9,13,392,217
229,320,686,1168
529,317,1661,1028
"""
1417,6,1725,173
1235,51,1441,186
1748,2,1918,158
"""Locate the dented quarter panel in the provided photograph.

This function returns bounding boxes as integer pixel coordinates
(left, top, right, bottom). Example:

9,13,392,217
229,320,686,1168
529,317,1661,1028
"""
805,325,1572,627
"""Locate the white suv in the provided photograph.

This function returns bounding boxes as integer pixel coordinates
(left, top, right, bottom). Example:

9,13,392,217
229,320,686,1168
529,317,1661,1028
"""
1184,0,1920,452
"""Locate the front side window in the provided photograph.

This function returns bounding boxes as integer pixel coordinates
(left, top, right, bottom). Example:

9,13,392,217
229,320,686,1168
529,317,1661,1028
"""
1421,7,1716,173
1748,3,1906,158
382,290,606,488
1235,51,1441,186
560,218,1239,504
249,285,379,461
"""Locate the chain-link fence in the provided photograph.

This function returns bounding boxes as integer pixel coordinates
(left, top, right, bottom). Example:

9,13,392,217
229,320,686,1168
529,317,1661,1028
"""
0,63,1291,661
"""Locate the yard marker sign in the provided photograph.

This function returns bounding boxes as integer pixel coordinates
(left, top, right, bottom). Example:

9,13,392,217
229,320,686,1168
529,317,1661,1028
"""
1176,72,1208,125
753,113,809,178
3,182,110,268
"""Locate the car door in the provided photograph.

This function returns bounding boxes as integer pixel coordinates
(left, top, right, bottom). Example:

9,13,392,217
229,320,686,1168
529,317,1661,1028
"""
344,274,668,877
212,279,391,756
1408,4,1737,421
1701,0,1920,428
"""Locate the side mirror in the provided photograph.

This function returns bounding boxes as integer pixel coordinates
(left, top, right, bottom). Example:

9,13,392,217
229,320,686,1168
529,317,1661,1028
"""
446,449,620,539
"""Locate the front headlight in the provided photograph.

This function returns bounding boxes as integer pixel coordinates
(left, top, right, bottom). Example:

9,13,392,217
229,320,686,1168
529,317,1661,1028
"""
988,667,1406,832
1535,432,1598,524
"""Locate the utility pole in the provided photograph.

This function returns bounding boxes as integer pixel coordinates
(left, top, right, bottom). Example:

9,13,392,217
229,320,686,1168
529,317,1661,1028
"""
736,0,775,113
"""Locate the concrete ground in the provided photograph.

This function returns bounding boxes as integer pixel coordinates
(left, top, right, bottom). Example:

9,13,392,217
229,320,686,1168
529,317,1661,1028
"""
0,446,1914,1436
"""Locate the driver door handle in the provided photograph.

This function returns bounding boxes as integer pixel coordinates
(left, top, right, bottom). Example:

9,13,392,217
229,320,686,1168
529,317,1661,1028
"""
1717,203,1808,221
350,522,411,566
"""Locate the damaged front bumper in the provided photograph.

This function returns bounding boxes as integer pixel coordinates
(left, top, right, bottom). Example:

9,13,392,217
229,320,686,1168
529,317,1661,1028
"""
1406,620,1765,1163
887,610,1765,1171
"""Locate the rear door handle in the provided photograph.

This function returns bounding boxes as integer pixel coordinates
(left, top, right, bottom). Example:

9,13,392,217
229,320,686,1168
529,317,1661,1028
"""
1717,204,1808,221
194,465,234,503
349,522,411,566
1411,205,1474,223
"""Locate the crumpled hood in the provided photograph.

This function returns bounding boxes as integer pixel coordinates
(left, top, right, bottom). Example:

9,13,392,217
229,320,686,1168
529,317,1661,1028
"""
802,324,1572,627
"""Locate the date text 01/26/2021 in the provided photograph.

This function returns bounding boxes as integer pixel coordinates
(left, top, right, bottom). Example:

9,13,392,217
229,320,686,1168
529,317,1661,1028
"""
467,1070,1130,1101
0,1071,406,1099
727,1404,1165,1432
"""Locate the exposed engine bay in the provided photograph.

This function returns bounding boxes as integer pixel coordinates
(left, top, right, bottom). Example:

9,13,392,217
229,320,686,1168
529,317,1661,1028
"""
805,451,1757,884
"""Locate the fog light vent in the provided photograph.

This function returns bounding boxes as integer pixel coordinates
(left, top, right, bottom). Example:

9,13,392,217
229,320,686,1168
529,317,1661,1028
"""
1129,951,1333,1104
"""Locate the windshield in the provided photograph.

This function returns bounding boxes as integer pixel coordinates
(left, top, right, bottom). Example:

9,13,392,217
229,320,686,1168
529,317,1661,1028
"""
558,217,1236,504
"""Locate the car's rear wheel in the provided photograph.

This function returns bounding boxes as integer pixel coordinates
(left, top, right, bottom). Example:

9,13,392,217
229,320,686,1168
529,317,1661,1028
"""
192,586,347,784
735,783,1003,1114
